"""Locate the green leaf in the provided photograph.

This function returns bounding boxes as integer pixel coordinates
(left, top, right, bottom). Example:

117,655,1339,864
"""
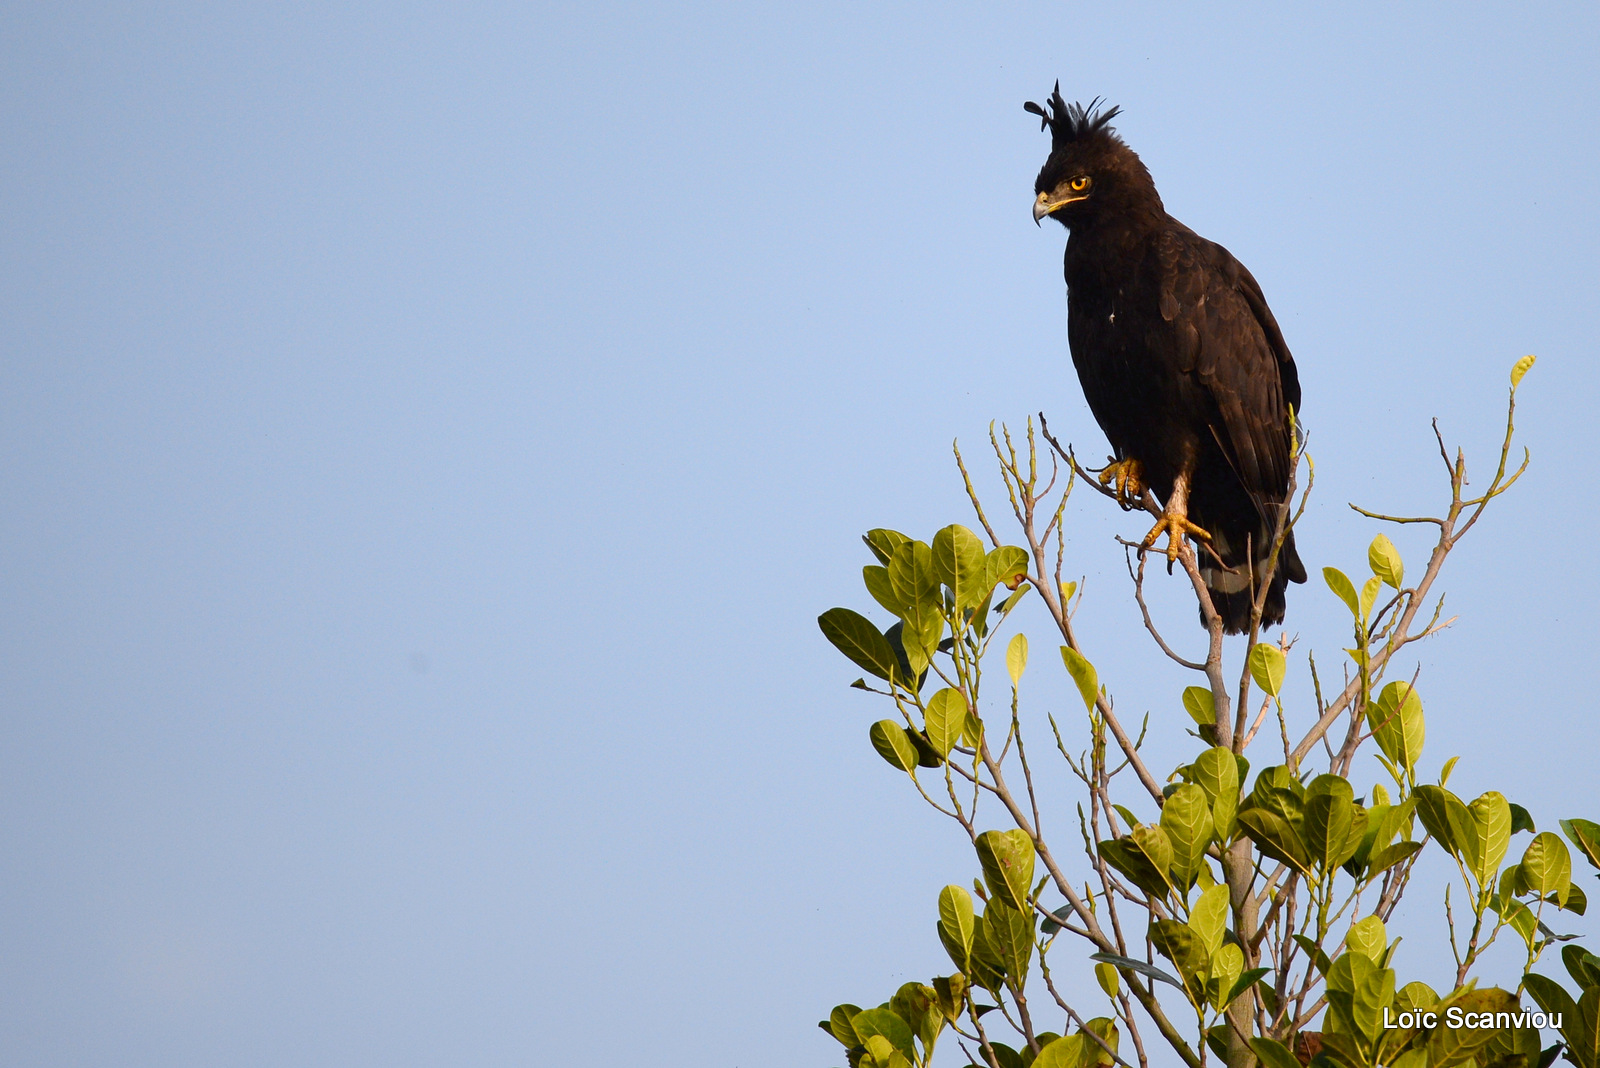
882,622,926,691
1033,1034,1085,1068
824,1003,863,1047
982,1041,1023,1068
890,981,943,1056
985,545,1031,594
1249,1037,1304,1068
1224,967,1271,1010
1247,765,1305,816
967,911,1009,991
1317,1029,1371,1068
861,1032,899,1065
1059,646,1099,711
1305,774,1367,871
1161,785,1215,889
1359,575,1382,620
1095,962,1120,998
819,608,900,682
1440,755,1459,785
1149,918,1208,995
1524,973,1580,1032
1039,904,1076,936
884,544,944,675
995,584,1030,619
924,688,967,758
1396,981,1439,1012
976,829,1037,911
1563,945,1600,990
1511,803,1538,835
1249,643,1287,697
1376,1021,1423,1068
1089,951,1184,990
1555,880,1589,916
931,973,967,1022
1415,784,1472,856
1346,799,1406,878
1324,566,1361,617
1562,819,1600,871
960,707,983,749
1203,1026,1229,1062
1476,990,1533,1059
1181,685,1216,726
1206,943,1244,1012
869,720,918,773
938,884,976,960
936,921,970,975
899,603,944,676
1427,987,1518,1068
1522,832,1574,904
904,728,941,769
1191,747,1239,842
1294,934,1332,976
852,1007,915,1057
863,528,910,565
1366,840,1423,879
1346,916,1387,960
1130,823,1174,890
981,900,1035,985
1077,1017,1119,1068
1189,884,1230,956
1467,790,1513,887
1098,838,1172,901
1006,633,1029,686
863,565,904,614
967,583,999,640
1368,534,1405,589
1496,894,1538,946
1326,950,1393,1043
932,525,989,610
1371,681,1425,773
1563,990,1599,1068
1511,353,1537,387
1237,807,1312,877
1502,858,1531,900
888,540,941,612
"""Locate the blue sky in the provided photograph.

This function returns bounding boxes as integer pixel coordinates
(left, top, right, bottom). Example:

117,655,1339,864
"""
2,3,1597,1065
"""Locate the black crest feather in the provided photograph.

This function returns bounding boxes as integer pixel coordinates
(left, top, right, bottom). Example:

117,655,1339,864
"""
1023,82,1122,146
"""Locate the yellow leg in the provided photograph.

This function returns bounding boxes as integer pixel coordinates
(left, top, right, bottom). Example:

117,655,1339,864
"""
1139,469,1212,562
1097,458,1147,508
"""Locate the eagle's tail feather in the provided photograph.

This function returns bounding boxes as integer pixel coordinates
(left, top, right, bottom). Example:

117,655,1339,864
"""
1196,525,1305,635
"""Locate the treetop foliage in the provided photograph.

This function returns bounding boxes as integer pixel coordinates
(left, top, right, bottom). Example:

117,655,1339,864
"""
815,360,1600,1068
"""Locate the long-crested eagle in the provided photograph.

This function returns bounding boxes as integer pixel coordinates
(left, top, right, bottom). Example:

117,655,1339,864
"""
1026,86,1306,632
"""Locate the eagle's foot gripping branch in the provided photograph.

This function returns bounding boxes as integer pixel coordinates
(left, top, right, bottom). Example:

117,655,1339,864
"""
1097,457,1146,508
1141,507,1212,564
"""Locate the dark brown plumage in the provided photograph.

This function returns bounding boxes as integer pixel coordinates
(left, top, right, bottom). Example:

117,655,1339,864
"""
1027,86,1306,632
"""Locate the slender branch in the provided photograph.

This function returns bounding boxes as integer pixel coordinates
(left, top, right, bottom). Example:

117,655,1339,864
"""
1125,545,1206,671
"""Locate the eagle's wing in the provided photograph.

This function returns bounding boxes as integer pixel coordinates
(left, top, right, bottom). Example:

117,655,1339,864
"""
1154,229,1298,504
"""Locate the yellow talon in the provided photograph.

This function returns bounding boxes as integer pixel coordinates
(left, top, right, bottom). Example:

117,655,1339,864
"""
1141,510,1213,563
1097,458,1146,507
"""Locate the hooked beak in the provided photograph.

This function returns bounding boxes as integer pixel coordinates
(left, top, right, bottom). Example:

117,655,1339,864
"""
1033,189,1087,225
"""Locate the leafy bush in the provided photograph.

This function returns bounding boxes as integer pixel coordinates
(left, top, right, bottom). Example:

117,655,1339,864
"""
816,359,1599,1068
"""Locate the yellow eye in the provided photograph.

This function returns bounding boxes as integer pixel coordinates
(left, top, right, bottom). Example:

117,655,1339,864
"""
1069,175,1092,193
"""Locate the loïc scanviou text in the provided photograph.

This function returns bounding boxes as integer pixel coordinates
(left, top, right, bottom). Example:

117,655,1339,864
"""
1383,1008,1561,1030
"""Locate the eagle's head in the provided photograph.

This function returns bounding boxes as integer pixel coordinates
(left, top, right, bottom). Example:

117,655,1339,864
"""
1025,86,1161,227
